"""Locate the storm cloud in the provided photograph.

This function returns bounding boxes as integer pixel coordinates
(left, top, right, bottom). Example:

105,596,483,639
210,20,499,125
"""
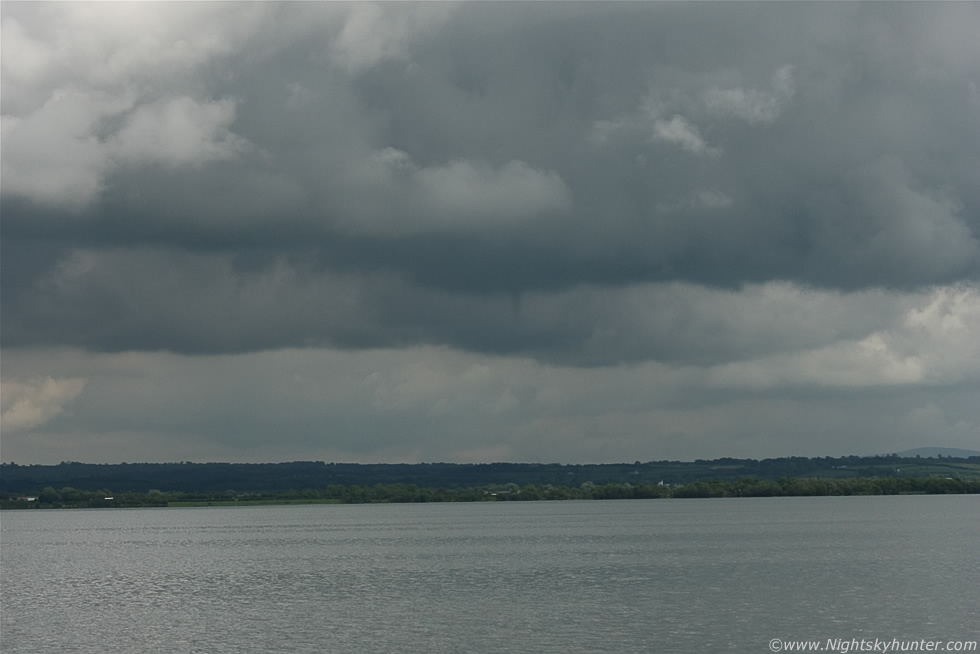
2,2,978,463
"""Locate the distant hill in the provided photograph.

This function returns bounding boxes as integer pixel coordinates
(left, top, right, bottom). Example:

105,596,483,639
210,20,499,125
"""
894,447,980,458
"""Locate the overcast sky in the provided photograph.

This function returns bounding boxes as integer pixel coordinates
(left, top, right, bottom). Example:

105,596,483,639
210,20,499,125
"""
2,2,979,465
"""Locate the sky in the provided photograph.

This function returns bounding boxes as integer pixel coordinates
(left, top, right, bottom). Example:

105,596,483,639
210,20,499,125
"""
2,2,979,465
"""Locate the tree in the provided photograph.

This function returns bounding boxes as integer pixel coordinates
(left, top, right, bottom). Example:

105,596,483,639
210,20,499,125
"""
39,486,62,505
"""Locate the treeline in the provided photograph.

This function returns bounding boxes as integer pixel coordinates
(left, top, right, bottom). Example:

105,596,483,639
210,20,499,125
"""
3,476,978,509
3,455,979,495
669,476,980,498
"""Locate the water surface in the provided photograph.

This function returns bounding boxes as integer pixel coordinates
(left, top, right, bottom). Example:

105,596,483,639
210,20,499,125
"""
2,496,977,653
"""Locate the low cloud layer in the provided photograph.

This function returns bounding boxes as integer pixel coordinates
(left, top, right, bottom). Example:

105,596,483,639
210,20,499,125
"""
3,3,978,463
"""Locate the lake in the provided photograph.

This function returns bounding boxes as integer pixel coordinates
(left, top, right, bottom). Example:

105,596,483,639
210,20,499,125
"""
1,496,977,653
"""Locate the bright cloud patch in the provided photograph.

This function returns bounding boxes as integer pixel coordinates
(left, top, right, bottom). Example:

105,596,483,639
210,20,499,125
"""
329,3,455,73
704,65,795,125
651,115,721,158
341,148,572,233
416,159,572,222
1,377,87,432
0,91,122,208
0,3,262,209
110,97,247,165
707,285,980,389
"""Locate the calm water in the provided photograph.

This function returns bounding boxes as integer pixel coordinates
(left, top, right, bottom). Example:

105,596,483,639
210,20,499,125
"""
2,496,977,653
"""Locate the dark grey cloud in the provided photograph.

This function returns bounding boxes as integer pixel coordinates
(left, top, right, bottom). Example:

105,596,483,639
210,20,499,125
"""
2,2,979,463
0,244,918,366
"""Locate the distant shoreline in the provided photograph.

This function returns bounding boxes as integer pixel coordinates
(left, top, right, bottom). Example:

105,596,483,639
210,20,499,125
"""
4,454,979,495
3,474,978,510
